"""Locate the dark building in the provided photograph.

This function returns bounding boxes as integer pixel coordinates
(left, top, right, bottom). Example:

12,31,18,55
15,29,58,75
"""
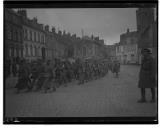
4,9,23,61
136,8,157,63
136,8,155,48
136,8,154,33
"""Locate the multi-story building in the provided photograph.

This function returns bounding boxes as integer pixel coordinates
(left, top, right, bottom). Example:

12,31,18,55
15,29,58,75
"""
4,9,23,61
44,26,61,60
73,35,105,60
105,44,116,61
136,8,156,64
116,29,139,64
17,10,46,61
5,9,107,62
54,30,71,59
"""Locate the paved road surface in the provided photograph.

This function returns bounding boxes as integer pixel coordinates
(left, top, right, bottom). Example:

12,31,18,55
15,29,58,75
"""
5,65,157,117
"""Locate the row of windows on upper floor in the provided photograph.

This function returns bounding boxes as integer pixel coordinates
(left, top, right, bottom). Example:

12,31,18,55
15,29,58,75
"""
5,26,45,44
23,28,45,43
116,45,137,53
5,26,22,42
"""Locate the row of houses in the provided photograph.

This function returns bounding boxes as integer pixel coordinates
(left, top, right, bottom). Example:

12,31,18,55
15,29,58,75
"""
5,9,106,63
106,8,157,64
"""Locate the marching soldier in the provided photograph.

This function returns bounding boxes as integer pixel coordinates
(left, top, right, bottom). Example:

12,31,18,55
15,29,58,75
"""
42,60,54,93
112,59,120,78
15,60,31,93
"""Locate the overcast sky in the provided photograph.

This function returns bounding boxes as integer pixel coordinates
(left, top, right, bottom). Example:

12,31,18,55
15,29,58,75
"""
25,8,137,45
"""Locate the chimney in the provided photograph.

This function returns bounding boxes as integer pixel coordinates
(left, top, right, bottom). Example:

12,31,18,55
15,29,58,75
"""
58,30,62,35
17,9,27,18
63,30,66,35
127,28,130,33
33,17,37,23
91,34,94,40
52,27,56,33
45,25,49,31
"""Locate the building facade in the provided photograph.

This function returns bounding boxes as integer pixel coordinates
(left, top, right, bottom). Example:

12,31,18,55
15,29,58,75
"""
116,29,139,64
17,10,46,61
5,9,23,61
105,45,116,61
136,8,156,64
5,9,107,62
73,35,105,60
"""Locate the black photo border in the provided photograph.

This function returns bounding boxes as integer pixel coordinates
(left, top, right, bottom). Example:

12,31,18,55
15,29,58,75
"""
3,0,158,124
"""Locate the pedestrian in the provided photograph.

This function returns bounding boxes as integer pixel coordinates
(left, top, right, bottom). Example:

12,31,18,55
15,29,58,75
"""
112,59,120,78
138,48,156,103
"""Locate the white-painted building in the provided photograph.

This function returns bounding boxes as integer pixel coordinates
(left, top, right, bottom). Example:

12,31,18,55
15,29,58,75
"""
116,29,139,64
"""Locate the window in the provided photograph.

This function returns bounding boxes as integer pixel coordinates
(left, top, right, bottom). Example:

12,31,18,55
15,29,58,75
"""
30,45,33,56
83,47,86,56
32,31,34,41
28,45,30,56
30,30,32,41
19,32,22,42
11,48,14,57
38,33,40,42
23,29,25,39
41,35,43,43
13,29,17,41
36,32,38,42
43,35,45,43
9,48,12,57
15,30,18,41
14,48,17,57
25,45,27,56
34,32,36,42
27,30,30,40
131,54,135,61
25,29,27,40
19,49,21,57
7,26,12,40
18,31,20,41
34,46,36,56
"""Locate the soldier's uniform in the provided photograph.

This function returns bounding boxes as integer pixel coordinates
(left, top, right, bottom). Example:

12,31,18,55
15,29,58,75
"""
35,62,46,91
112,60,120,78
138,49,156,103
42,61,54,93
78,63,85,84
15,60,30,93
55,63,61,87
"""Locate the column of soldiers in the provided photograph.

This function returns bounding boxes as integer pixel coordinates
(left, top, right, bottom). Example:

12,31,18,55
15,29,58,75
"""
14,58,120,94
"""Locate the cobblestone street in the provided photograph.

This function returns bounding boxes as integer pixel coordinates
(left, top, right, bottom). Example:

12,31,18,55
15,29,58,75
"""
5,65,157,117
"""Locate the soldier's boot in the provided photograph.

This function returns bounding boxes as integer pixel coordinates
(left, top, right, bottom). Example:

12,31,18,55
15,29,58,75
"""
138,88,146,103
